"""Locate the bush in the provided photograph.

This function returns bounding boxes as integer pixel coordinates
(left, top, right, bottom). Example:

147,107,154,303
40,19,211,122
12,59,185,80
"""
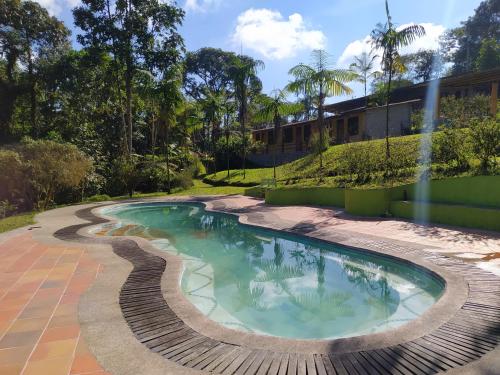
432,127,471,171
469,117,500,172
440,95,490,128
85,194,111,202
19,139,92,210
338,142,378,184
0,149,31,212
309,131,330,155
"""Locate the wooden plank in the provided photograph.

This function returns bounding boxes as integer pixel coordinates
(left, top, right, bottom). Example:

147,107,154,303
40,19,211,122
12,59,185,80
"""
344,353,369,375
212,348,249,374
203,347,240,372
221,349,254,375
277,353,290,375
242,350,268,375
187,343,227,369
320,354,337,375
358,351,387,374
338,355,360,375
351,352,380,375
306,354,317,375
256,352,277,375
230,350,259,375
313,354,327,375
297,354,307,375
287,353,298,375
363,350,405,375
394,344,445,373
381,347,427,375
267,353,284,375
328,354,348,375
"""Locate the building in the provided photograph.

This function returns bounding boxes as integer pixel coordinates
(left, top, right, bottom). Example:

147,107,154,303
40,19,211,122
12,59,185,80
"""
250,67,499,167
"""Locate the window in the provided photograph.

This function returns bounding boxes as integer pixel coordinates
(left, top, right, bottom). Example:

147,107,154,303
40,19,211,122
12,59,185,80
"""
255,133,261,142
283,127,293,143
304,124,311,143
268,130,274,145
347,117,359,136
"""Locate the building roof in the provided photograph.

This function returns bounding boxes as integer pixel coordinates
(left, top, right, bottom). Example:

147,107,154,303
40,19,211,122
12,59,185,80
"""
253,67,499,134
325,67,500,114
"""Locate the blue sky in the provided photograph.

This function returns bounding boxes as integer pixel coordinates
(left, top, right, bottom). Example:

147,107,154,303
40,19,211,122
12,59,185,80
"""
39,0,482,100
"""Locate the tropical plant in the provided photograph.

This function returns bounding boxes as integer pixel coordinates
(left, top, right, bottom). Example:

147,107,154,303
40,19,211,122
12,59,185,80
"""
349,50,381,97
371,0,425,160
254,90,303,179
287,49,355,168
228,55,264,179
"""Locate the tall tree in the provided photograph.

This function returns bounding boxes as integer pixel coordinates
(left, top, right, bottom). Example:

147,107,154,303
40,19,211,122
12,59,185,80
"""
254,90,302,180
349,50,380,97
74,0,184,155
158,67,184,194
228,55,264,179
0,0,69,139
287,50,355,168
401,49,443,83
440,0,500,74
371,0,425,160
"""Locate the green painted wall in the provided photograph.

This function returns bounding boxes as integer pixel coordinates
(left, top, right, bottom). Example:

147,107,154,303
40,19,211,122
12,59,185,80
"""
265,187,345,207
344,189,390,216
264,176,500,231
391,201,500,232
390,176,500,208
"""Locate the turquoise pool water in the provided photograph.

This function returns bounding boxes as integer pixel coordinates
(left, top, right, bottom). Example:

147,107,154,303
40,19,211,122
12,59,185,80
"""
102,203,444,340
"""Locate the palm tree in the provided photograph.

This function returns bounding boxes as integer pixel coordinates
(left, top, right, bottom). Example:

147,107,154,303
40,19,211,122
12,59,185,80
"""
254,90,303,180
287,50,355,168
371,0,425,160
229,55,264,179
349,50,381,98
158,67,183,194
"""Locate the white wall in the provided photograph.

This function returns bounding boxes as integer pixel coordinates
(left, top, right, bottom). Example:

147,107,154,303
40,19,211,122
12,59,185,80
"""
365,103,413,140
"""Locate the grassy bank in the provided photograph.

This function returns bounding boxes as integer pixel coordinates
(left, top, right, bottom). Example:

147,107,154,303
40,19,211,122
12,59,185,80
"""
205,134,423,186
0,212,36,234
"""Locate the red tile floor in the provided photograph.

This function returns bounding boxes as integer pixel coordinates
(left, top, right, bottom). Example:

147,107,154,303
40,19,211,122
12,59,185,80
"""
0,233,110,375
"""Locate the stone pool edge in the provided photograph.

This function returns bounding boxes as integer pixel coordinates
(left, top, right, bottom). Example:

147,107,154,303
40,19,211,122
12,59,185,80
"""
87,198,469,355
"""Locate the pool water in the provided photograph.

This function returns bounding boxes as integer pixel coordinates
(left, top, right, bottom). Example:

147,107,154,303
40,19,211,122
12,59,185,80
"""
102,203,444,340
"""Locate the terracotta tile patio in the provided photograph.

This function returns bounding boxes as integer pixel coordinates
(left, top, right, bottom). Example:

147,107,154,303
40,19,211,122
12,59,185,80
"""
0,233,109,375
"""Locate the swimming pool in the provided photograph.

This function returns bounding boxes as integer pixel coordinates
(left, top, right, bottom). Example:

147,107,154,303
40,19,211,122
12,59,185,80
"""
101,202,444,340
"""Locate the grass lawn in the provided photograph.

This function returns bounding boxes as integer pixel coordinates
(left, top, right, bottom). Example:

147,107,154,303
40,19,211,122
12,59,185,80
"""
0,212,36,234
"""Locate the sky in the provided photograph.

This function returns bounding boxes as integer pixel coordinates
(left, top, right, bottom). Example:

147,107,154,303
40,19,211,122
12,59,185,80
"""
36,0,483,101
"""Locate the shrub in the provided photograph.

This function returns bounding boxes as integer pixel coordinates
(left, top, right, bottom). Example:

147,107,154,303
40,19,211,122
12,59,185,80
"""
469,117,500,172
19,139,92,210
0,149,31,212
85,194,111,202
108,155,142,197
440,95,490,128
432,127,471,171
338,142,377,184
309,132,330,155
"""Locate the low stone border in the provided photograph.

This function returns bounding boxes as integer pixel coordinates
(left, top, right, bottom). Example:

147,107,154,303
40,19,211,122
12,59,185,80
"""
54,199,500,374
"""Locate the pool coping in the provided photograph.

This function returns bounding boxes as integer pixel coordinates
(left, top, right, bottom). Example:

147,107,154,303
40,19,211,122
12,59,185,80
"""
84,199,470,355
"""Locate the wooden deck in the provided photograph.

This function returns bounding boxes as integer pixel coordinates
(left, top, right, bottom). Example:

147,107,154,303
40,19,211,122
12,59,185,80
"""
54,205,500,375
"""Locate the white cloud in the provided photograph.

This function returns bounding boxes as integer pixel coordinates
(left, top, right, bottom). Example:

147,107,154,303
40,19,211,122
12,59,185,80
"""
34,0,80,15
337,23,446,68
231,8,326,60
184,0,221,13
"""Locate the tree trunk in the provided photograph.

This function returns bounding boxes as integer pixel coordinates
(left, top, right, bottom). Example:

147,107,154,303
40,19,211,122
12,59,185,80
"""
125,62,133,155
273,113,279,180
166,121,171,194
241,90,247,179
385,58,393,161
226,129,230,179
318,86,325,169
27,47,37,138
